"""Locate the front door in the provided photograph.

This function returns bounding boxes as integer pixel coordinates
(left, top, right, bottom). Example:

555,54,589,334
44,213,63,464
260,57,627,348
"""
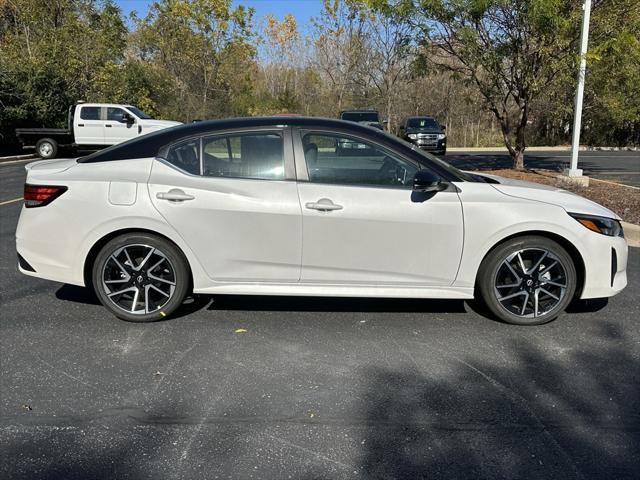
105,107,138,144
148,128,302,283
295,130,464,286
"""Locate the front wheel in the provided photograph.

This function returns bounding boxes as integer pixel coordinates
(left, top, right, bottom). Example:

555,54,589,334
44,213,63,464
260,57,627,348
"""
477,236,577,325
92,233,190,322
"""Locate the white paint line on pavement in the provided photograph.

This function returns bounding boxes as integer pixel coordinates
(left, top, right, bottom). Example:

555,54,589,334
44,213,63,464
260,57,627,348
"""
0,197,22,206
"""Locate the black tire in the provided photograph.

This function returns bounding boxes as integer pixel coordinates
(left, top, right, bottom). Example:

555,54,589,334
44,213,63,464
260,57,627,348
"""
36,138,58,159
92,233,190,322
477,236,577,325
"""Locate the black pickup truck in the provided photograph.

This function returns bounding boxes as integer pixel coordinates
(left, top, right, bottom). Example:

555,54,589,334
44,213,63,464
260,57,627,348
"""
399,116,447,155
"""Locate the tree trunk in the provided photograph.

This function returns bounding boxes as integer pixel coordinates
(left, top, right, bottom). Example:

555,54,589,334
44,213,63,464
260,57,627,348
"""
514,149,525,170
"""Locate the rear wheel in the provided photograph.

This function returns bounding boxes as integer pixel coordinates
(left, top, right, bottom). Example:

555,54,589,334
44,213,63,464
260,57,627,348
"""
36,138,58,159
477,236,576,325
92,233,190,322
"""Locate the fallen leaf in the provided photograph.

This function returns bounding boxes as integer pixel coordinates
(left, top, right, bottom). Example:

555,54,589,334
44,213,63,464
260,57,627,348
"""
234,328,248,333
21,404,32,411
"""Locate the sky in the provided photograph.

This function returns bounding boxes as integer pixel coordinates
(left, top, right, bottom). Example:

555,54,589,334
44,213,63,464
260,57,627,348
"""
114,0,324,28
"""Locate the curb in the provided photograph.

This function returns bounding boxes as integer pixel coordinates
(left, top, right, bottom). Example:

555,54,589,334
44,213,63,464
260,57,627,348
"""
622,222,640,248
0,154,36,163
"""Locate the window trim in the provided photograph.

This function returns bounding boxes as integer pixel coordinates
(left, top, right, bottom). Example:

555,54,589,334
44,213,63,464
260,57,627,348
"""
157,126,295,182
292,127,424,189
79,106,103,121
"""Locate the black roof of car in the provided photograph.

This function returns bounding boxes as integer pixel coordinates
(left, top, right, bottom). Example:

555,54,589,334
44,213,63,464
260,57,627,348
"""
79,116,392,163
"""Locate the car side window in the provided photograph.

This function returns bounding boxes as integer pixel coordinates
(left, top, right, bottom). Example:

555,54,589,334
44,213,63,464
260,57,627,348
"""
107,108,127,122
165,139,200,175
202,132,284,180
80,107,101,120
301,132,418,187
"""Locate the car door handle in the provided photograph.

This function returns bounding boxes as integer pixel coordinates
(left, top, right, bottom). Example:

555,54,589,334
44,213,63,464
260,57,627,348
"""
105,124,112,128
77,124,84,127
156,189,195,202
305,199,343,211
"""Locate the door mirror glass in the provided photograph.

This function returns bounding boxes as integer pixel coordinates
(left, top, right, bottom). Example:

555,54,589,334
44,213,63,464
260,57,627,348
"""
413,170,446,192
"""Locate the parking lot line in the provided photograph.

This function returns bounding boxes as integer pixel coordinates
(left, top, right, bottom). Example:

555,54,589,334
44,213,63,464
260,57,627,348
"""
0,197,22,206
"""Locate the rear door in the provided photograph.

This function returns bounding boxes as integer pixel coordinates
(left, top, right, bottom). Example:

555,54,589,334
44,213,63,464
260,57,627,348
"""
105,107,138,144
148,127,302,283
294,128,464,286
75,106,104,145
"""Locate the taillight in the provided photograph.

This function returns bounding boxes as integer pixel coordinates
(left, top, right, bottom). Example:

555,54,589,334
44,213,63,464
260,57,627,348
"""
23,184,67,208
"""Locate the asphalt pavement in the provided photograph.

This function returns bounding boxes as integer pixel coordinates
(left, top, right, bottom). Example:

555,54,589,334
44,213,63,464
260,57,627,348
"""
1,157,639,479
446,150,640,187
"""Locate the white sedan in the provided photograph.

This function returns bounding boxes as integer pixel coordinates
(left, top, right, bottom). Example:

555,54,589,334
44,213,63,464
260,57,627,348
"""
16,117,628,325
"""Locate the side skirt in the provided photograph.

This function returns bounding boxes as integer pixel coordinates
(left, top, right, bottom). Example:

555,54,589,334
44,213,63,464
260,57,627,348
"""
193,283,474,299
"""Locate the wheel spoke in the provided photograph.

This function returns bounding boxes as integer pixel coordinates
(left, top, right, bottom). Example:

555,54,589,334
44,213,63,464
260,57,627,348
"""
123,248,135,269
539,287,560,300
148,273,176,285
520,292,529,316
147,256,166,274
135,247,155,271
149,284,170,298
109,255,129,276
498,290,527,302
544,279,566,288
516,252,527,275
534,289,539,317
504,261,521,282
130,287,140,312
107,286,137,298
530,251,548,275
105,278,129,284
538,260,558,276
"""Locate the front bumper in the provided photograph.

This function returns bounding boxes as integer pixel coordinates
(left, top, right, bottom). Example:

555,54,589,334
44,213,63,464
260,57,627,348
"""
405,136,446,153
580,234,628,299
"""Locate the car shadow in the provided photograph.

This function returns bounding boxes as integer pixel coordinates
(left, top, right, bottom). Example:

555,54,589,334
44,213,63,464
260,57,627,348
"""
54,284,611,321
207,294,469,314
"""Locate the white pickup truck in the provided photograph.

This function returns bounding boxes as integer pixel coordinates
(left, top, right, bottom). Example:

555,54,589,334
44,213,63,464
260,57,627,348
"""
15,102,181,159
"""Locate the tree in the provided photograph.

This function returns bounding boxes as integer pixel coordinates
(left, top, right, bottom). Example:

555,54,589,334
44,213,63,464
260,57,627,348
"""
134,0,256,121
360,3,414,133
378,0,581,168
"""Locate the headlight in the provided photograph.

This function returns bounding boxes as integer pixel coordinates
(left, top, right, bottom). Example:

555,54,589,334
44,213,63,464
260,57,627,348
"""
408,134,417,140
569,213,624,237
437,133,446,140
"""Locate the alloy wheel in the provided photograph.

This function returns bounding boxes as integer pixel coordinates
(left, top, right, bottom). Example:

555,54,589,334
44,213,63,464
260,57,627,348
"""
38,142,52,157
101,244,176,315
493,248,568,319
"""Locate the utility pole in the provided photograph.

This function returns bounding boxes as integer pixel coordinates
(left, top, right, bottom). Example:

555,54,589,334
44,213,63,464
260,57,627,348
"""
565,0,592,181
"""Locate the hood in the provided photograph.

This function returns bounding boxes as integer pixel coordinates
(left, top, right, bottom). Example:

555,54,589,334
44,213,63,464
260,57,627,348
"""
143,120,182,129
476,172,620,220
406,127,442,134
25,158,78,174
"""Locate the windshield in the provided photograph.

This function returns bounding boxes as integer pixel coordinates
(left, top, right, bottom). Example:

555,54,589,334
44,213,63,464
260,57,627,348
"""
341,111,380,123
376,129,474,182
126,106,152,119
407,117,439,129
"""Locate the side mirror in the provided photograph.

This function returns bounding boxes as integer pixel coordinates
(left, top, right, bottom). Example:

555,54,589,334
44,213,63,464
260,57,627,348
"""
413,170,446,193
441,125,446,131
120,113,134,124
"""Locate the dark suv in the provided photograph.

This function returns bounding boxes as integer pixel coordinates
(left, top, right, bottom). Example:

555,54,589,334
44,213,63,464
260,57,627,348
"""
399,116,446,155
340,110,384,130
